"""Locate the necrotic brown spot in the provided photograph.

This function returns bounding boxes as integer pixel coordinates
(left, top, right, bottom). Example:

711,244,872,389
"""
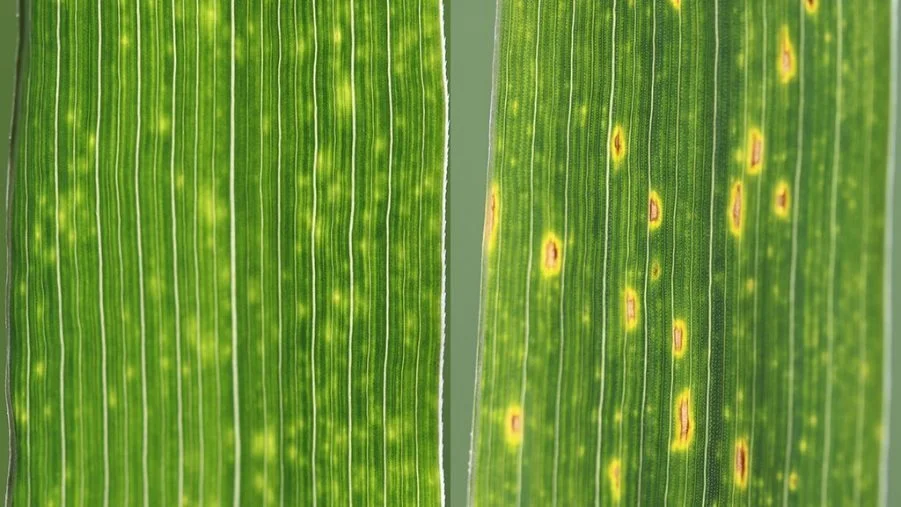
732,184,742,227
734,439,749,488
679,398,690,440
544,240,559,270
673,325,683,353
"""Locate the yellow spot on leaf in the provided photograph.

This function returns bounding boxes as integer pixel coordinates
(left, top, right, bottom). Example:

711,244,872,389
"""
607,458,623,502
778,26,797,84
504,404,524,448
672,388,694,451
728,180,745,238
747,128,764,175
540,232,562,278
804,0,818,14
774,180,791,219
624,287,639,332
670,0,681,10
611,124,626,164
789,470,799,491
648,190,663,231
650,259,661,281
485,183,499,253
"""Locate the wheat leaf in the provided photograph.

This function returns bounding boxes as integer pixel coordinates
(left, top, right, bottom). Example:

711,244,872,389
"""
6,0,448,504
469,0,892,505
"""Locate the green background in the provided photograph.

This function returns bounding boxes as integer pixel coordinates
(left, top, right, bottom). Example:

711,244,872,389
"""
0,0,898,505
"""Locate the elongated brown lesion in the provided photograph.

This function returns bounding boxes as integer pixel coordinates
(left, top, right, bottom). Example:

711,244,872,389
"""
747,128,764,175
778,25,797,84
624,287,639,331
774,180,791,219
672,389,694,451
672,319,687,359
648,190,663,231
728,180,744,238
611,124,626,164
734,438,749,489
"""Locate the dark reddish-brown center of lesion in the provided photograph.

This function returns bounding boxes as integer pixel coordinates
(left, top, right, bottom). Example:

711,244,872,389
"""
613,132,622,155
777,188,788,211
751,137,763,166
544,240,559,270
735,444,747,479
510,413,522,434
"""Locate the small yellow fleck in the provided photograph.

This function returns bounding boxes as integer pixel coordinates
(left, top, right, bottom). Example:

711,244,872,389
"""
504,404,524,448
650,259,662,281
804,0,818,14
789,470,799,491
34,361,45,378
670,0,681,10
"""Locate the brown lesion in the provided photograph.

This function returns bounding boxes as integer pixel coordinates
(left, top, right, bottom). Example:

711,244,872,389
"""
624,288,638,331
509,412,522,434
504,404,524,447
648,191,663,231
732,183,742,227
679,397,690,441
672,389,694,450
729,181,744,237
778,26,797,84
611,125,626,163
748,128,764,174
672,320,685,357
541,233,563,277
734,439,750,488
544,240,559,271
650,260,661,281
774,181,791,219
